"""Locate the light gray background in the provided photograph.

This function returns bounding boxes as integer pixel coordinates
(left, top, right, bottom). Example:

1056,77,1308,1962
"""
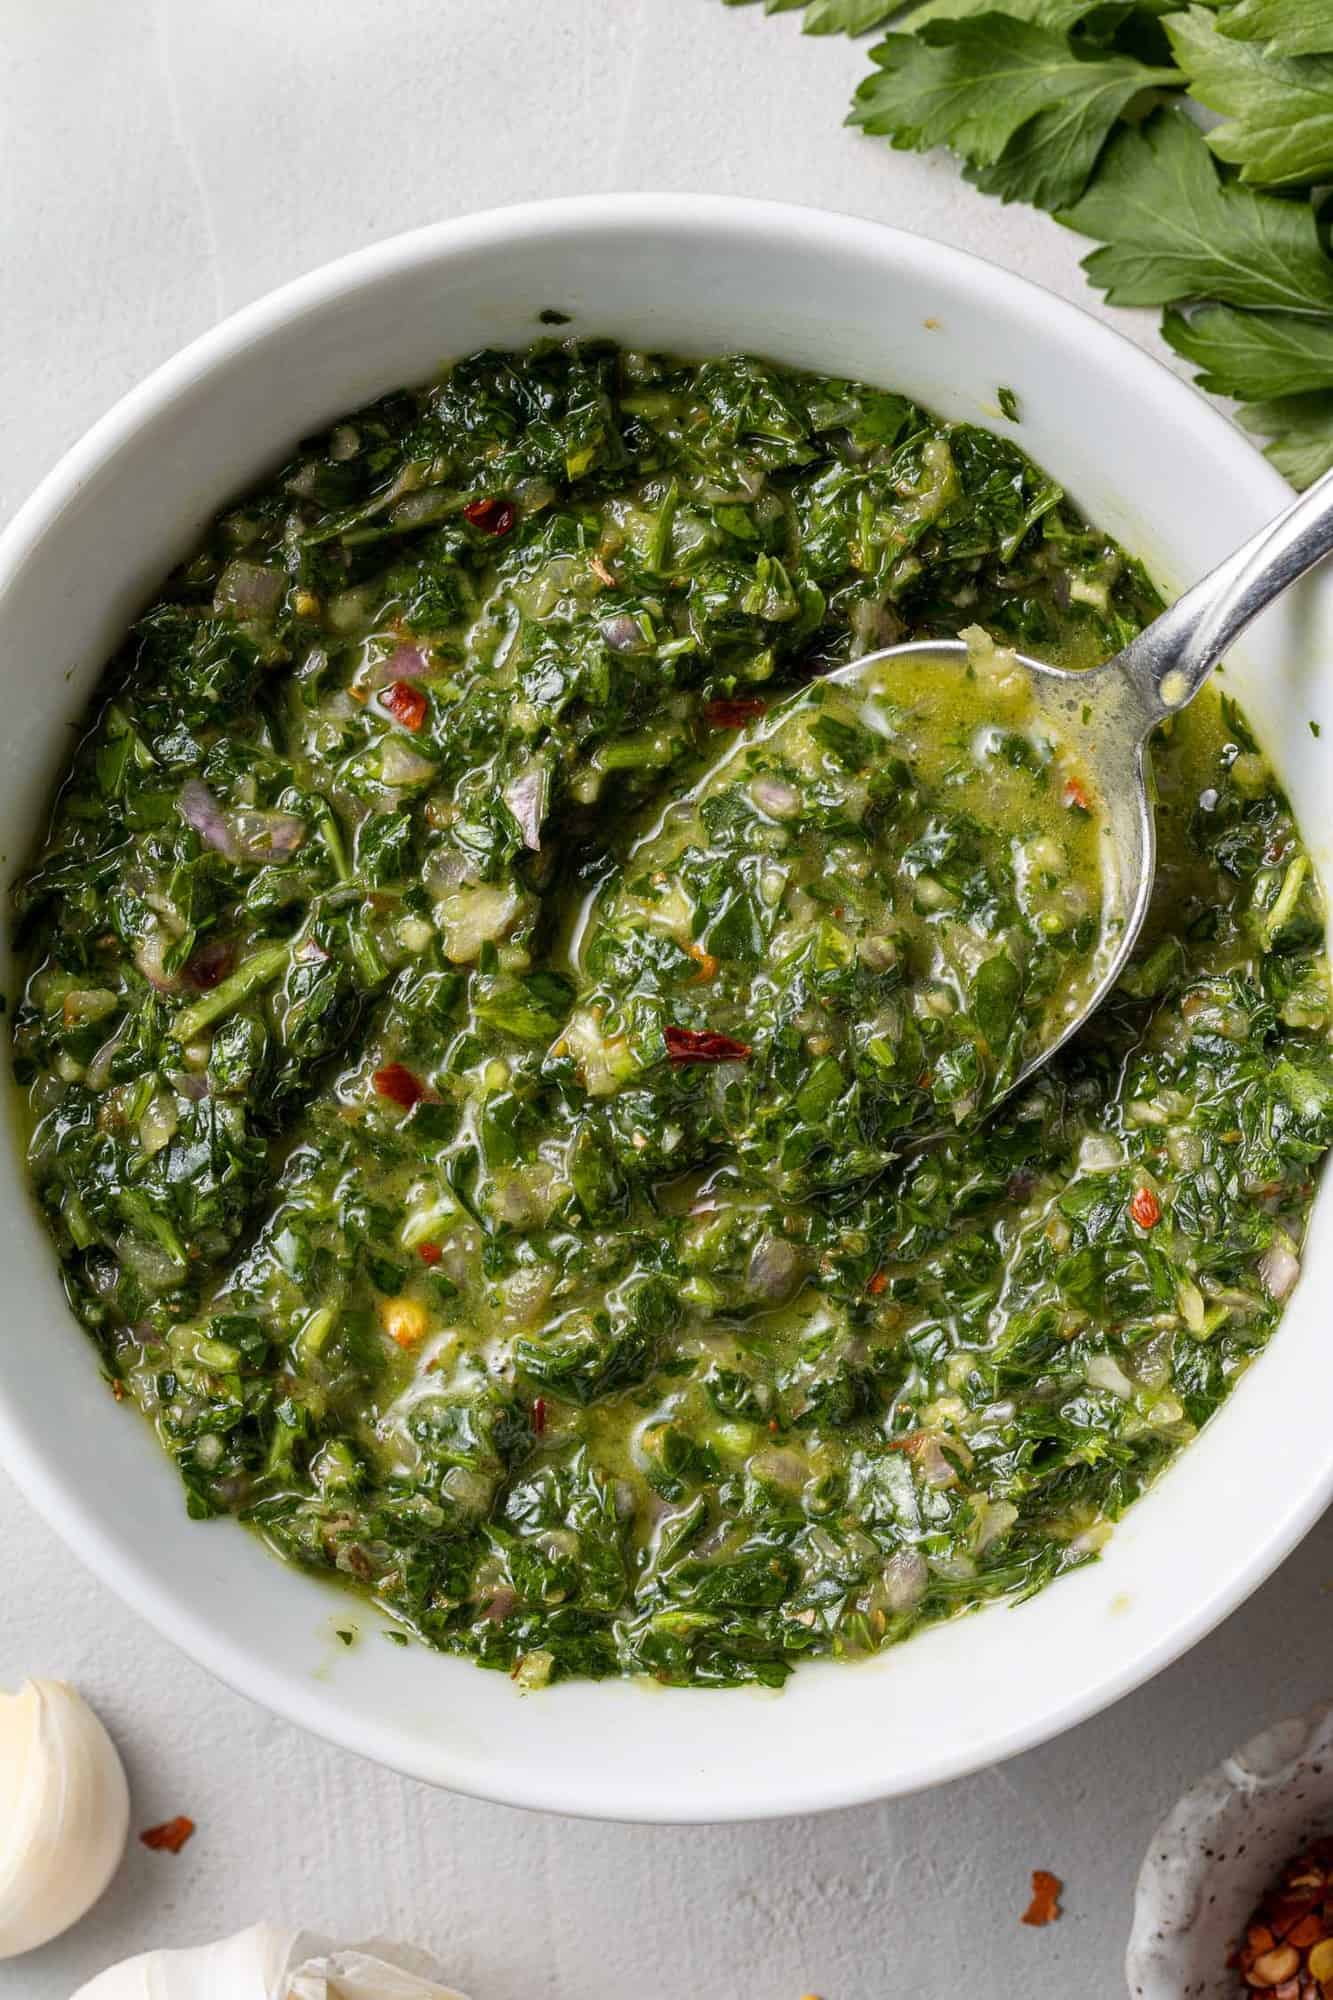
2,5,1324,1996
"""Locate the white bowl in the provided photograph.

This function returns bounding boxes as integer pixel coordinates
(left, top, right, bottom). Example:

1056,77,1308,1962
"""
1,196,1330,1824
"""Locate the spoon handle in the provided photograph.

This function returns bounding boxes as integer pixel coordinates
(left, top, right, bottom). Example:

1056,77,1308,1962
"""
1115,465,1333,734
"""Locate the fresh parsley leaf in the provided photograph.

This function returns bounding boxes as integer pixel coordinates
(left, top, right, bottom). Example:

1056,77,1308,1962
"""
1059,110,1333,311
850,13,1177,210
1163,303,1333,399
1168,6,1333,187
1215,0,1333,60
1240,392,1333,483
896,0,1122,20
805,0,902,24
722,0,900,29
722,0,1333,485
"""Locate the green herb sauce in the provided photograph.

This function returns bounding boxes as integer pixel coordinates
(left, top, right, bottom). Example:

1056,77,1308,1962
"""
13,342,1331,1688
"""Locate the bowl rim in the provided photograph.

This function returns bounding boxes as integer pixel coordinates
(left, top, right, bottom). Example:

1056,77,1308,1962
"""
0,191,1317,1823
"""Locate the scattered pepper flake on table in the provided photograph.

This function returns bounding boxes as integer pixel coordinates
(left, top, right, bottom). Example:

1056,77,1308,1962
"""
1022,1869,1062,1927
139,1816,195,1855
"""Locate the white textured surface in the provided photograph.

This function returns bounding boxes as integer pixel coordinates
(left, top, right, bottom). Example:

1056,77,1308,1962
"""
0,3,1321,1995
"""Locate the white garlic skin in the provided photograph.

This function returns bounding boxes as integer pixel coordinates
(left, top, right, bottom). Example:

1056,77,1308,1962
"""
70,1924,471,1999
0,1678,130,1958
71,1922,297,1998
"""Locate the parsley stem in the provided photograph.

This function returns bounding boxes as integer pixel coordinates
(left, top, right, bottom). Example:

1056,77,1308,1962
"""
170,940,290,1042
315,799,351,882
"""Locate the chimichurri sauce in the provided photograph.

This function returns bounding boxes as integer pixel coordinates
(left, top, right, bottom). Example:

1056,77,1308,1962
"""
13,343,1332,1689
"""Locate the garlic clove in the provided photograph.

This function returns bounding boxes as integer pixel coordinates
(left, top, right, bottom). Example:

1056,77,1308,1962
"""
0,1679,129,1959
70,1927,469,2000
289,1946,470,1999
71,1922,298,1999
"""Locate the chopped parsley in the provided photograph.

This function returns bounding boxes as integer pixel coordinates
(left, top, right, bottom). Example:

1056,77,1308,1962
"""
13,342,1330,1689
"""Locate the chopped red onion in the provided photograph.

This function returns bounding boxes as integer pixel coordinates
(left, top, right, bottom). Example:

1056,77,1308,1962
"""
133,927,180,994
213,560,285,620
1259,1237,1301,1302
180,780,238,860
179,782,305,865
368,642,431,689
749,776,802,821
746,1235,803,1302
601,614,648,654
914,1433,958,1489
503,765,548,851
882,1549,928,1612
749,1448,807,1493
380,739,437,789
167,1068,210,1102
228,808,307,862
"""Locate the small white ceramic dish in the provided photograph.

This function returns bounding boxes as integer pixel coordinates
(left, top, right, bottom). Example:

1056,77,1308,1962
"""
1,196,1331,1823
1127,1701,1333,1998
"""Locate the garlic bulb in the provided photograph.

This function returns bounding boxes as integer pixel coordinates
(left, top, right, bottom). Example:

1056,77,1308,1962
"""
0,1678,130,1958
71,1925,470,1999
72,1924,297,1998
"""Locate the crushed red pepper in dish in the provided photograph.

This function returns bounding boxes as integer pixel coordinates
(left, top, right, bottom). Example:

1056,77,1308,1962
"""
704,695,768,728
663,1025,753,1065
1231,1837,1333,1993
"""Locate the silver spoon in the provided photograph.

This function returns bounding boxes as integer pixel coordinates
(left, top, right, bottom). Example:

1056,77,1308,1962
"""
828,465,1333,1092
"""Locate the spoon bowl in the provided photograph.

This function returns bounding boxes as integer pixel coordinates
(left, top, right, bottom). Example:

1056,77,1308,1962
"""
833,461,1333,1093
828,636,1155,1093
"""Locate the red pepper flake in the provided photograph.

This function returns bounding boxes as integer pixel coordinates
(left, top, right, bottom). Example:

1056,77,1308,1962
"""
140,1816,195,1855
866,1272,888,1296
704,696,767,728
1021,1870,1062,1927
1063,776,1091,813
110,1377,125,1402
373,1062,426,1109
589,555,617,587
463,497,516,536
417,1241,443,1266
1129,1185,1162,1230
664,1025,752,1065
532,1397,548,1436
383,680,428,731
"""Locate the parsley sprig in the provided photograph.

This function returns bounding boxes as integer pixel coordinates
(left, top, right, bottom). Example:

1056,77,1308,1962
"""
722,0,1333,485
